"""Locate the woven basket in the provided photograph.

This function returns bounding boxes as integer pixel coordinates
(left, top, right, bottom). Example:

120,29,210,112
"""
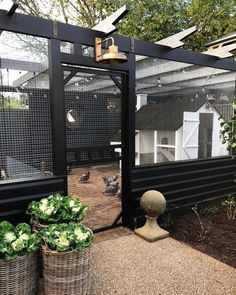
0,251,39,295
30,217,48,233
42,245,92,295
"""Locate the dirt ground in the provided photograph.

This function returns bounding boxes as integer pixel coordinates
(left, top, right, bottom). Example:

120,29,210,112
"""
171,206,236,268
67,164,122,230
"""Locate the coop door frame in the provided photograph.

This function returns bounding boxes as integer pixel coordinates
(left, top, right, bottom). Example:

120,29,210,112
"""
182,111,200,160
62,64,128,232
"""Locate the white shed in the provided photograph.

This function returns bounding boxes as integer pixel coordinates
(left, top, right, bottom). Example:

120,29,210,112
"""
135,94,230,165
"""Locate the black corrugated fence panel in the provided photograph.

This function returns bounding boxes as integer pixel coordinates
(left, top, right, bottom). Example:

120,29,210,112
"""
132,169,235,192
0,176,67,218
132,157,235,179
129,157,236,226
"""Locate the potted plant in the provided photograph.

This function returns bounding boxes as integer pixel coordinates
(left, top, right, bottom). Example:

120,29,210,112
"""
26,194,89,231
0,221,40,295
41,222,94,295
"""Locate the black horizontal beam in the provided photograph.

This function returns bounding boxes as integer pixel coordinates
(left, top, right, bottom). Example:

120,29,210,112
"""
68,157,122,167
61,53,129,72
67,144,122,151
0,9,53,38
0,10,130,50
0,10,236,73
134,39,236,72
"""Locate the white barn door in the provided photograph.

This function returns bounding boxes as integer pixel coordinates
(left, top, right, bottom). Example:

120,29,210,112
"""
182,112,199,159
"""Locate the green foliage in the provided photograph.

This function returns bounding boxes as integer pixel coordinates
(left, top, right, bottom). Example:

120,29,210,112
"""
200,205,219,216
0,221,40,261
26,194,89,224
219,97,236,155
222,194,236,220
41,223,94,252
160,213,174,230
182,0,236,51
0,94,29,110
19,0,236,51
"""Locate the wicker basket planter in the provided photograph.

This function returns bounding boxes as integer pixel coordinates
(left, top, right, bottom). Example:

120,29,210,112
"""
0,251,39,295
30,217,48,233
42,245,92,295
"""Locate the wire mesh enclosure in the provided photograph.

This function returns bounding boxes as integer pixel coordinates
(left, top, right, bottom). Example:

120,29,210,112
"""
64,67,123,230
135,56,235,166
0,31,53,181
0,9,236,230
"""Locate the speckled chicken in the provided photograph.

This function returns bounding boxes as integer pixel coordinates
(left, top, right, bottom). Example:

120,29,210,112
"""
103,181,119,196
102,175,118,186
80,171,90,183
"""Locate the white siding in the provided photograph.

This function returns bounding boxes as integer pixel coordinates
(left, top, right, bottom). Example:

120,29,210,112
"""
197,104,228,157
175,127,183,161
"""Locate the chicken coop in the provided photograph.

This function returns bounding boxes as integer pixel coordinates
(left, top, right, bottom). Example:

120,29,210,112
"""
0,8,236,231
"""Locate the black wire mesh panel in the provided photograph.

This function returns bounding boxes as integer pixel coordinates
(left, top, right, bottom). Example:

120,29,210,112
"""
0,31,53,180
64,69,122,230
65,71,122,165
135,55,235,166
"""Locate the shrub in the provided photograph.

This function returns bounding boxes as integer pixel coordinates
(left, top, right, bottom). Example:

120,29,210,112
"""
222,194,236,220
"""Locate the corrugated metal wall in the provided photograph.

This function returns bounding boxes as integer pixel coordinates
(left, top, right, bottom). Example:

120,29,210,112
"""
128,157,236,228
0,176,67,220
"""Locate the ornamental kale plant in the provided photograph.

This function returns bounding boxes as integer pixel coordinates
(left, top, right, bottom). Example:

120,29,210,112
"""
27,194,89,224
41,223,94,252
0,221,40,261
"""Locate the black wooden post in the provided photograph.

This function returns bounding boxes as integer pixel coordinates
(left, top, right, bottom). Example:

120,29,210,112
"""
121,52,136,227
48,39,67,184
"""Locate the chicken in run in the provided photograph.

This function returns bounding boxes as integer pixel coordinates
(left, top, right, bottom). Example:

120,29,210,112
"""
102,175,118,187
103,181,120,196
79,171,90,183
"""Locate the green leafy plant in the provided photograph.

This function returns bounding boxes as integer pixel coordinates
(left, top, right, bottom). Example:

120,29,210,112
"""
222,195,236,220
219,97,236,156
26,194,89,224
0,221,40,261
200,205,219,217
160,213,174,230
41,223,94,252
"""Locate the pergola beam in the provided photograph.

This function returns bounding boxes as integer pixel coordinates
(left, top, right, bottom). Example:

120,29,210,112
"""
92,5,130,35
1,58,47,72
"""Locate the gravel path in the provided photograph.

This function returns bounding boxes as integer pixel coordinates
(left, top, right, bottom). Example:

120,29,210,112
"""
91,234,236,295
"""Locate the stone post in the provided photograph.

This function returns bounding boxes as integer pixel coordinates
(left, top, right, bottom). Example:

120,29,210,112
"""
134,190,169,242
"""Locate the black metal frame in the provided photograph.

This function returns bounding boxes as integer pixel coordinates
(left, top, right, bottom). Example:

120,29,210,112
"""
0,10,236,229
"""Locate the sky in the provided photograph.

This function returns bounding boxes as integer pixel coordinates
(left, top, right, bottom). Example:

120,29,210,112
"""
0,0,14,11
